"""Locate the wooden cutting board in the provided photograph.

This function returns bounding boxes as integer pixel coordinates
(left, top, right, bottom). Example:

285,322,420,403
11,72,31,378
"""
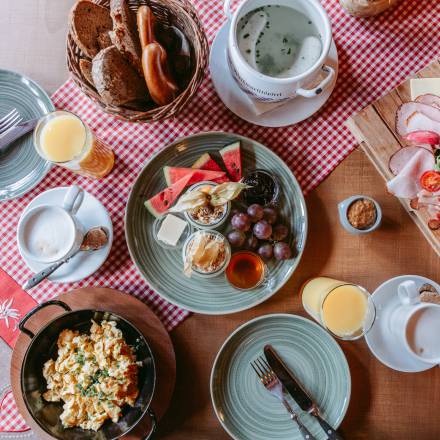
346,59,440,257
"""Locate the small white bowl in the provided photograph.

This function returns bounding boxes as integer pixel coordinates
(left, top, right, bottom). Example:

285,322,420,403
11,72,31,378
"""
338,195,382,235
183,181,231,230
182,230,231,278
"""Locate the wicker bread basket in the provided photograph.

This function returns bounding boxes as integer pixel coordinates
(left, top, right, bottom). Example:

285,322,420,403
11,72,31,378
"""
67,0,209,122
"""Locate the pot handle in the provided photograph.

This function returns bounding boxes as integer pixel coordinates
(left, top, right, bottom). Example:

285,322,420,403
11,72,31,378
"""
296,64,335,98
141,408,157,440
18,300,72,339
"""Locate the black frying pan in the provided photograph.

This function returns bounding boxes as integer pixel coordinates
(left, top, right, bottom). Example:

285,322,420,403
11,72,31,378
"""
19,300,156,440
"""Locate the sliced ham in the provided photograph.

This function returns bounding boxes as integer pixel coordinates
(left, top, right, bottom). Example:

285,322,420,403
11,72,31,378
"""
416,94,440,110
396,102,440,136
402,131,440,147
388,146,433,175
386,149,434,198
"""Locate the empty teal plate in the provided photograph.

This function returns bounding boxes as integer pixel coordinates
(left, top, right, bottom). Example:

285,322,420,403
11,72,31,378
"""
125,132,307,314
210,314,351,440
0,69,53,201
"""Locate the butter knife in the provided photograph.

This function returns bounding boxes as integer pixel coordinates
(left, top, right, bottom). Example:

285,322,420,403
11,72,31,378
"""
264,344,344,440
0,118,39,152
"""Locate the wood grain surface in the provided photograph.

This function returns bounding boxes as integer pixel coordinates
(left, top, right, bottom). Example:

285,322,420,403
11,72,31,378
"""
1,1,439,439
346,59,440,257
10,288,176,440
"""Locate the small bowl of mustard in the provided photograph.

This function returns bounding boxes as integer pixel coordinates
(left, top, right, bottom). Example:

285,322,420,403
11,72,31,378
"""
338,195,382,235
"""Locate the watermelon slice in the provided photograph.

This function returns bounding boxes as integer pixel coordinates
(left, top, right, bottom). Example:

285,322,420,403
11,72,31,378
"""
219,141,242,182
192,153,229,183
163,166,226,186
192,153,223,171
145,174,192,217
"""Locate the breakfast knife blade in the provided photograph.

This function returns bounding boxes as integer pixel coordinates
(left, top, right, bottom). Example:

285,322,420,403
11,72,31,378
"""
0,118,39,152
264,344,344,440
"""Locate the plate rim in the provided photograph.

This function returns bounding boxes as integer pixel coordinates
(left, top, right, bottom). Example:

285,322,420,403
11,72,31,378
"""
0,68,54,201
209,313,352,440
124,131,308,314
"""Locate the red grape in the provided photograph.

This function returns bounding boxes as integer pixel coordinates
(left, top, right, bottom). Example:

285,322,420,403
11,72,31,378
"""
273,242,292,260
258,243,273,259
263,207,278,224
253,220,272,240
247,204,264,222
227,230,246,247
272,224,288,241
231,213,251,232
245,234,259,250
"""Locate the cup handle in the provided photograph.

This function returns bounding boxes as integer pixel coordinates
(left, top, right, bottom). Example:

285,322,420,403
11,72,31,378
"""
63,185,84,215
397,280,420,306
296,64,335,98
223,0,235,20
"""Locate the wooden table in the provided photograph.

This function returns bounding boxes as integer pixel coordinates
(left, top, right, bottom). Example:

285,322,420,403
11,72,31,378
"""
1,1,439,439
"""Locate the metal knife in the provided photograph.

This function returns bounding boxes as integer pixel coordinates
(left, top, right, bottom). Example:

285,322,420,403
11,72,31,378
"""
0,118,39,152
264,344,344,440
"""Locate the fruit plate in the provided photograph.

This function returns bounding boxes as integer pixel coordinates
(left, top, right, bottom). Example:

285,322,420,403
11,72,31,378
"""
125,132,307,314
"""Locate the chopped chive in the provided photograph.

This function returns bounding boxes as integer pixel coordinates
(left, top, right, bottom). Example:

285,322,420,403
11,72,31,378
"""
243,33,250,39
287,48,291,55
246,49,251,54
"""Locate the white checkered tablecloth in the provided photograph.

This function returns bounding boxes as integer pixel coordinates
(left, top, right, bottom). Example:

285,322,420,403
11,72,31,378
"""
0,0,439,434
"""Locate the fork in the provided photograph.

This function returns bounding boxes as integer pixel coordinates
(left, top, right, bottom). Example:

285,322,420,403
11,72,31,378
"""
0,108,22,135
251,357,316,440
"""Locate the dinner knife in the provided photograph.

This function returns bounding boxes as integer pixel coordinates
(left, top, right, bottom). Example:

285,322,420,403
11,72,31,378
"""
0,118,39,152
264,344,344,440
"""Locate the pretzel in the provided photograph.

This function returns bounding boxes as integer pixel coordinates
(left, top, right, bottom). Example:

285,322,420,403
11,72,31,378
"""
137,6,178,106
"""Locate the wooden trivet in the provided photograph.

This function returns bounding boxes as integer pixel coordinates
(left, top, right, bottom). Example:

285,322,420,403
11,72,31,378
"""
10,288,176,439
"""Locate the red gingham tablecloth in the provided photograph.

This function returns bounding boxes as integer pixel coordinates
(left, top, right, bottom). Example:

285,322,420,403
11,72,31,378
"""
0,0,439,433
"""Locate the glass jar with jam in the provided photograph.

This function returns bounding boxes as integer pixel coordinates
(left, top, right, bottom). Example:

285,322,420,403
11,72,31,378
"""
241,169,280,206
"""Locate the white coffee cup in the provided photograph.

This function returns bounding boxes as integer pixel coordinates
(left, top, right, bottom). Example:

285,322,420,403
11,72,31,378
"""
18,186,85,263
224,0,335,102
389,280,440,366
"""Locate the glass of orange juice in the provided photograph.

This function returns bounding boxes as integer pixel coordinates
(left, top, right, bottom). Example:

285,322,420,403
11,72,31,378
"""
300,277,376,340
34,111,114,178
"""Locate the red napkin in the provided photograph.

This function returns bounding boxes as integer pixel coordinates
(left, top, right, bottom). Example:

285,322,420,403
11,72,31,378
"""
0,268,37,348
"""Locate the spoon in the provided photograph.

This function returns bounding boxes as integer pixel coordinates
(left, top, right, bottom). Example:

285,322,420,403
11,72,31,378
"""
23,227,109,290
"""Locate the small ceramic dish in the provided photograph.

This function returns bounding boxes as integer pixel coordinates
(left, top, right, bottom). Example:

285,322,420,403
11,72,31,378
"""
183,181,231,230
152,212,193,250
338,195,382,235
182,230,231,278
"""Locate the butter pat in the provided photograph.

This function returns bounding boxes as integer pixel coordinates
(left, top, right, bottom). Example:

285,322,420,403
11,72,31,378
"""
157,214,187,246
410,78,440,100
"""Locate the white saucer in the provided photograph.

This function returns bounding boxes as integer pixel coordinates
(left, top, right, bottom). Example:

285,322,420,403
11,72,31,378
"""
209,21,339,127
365,275,440,373
18,187,113,284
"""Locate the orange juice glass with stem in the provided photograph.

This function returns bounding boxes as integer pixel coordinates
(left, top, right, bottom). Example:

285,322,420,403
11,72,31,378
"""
300,277,376,340
34,110,114,178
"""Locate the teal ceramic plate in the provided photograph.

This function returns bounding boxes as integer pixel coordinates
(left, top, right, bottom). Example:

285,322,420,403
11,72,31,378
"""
210,314,351,440
125,132,307,314
0,70,53,201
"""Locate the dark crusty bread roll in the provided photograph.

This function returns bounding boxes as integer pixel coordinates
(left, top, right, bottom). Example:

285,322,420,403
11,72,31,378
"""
109,0,143,75
70,0,113,58
79,59,94,87
92,46,148,106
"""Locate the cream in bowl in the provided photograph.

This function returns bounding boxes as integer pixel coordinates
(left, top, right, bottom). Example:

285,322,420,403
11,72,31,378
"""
182,230,231,278
170,181,250,230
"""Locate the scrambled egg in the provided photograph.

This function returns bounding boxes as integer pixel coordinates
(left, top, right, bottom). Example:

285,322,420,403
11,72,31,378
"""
43,320,140,431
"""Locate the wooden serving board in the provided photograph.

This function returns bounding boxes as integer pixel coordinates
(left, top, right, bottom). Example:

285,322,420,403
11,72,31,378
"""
346,59,440,257
10,288,176,440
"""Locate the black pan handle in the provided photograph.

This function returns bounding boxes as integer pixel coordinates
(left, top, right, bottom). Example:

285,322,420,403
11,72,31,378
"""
141,407,157,440
18,300,72,339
